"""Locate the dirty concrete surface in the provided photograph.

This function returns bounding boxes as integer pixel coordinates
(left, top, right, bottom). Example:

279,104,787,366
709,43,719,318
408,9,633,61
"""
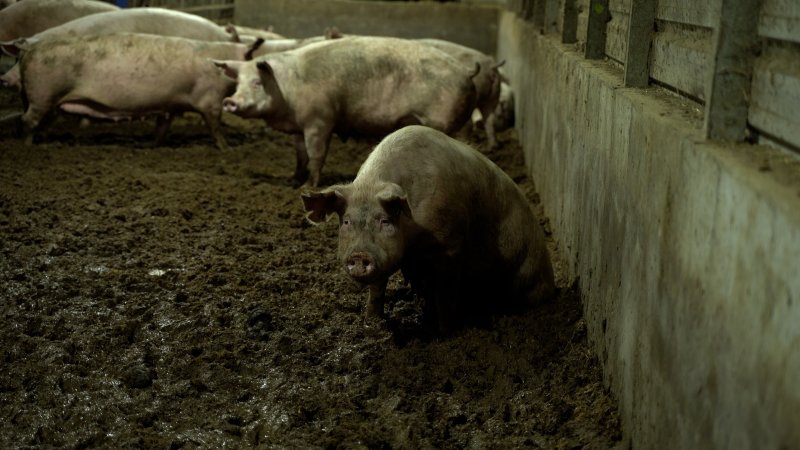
0,88,621,448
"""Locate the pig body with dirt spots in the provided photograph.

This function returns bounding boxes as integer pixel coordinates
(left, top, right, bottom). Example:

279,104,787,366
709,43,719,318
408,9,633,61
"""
2,7,236,90
5,7,232,55
302,125,556,332
19,33,264,148
214,36,478,187
0,0,118,53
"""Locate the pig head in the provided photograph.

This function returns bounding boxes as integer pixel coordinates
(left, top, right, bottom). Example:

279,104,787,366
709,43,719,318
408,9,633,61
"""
214,60,288,122
302,182,416,318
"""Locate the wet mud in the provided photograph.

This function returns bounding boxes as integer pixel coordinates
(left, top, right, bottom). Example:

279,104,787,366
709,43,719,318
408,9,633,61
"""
0,88,621,448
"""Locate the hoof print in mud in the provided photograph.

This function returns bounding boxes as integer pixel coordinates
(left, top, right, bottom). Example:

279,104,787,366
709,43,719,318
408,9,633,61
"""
124,365,156,389
246,307,275,341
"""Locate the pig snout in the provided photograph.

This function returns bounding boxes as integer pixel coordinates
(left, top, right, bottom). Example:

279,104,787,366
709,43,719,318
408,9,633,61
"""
222,97,239,113
345,252,375,280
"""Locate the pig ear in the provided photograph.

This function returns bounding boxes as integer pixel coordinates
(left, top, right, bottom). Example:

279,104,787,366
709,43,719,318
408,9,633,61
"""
301,186,348,224
245,38,265,60
376,183,411,218
213,60,241,79
256,60,274,78
224,24,241,42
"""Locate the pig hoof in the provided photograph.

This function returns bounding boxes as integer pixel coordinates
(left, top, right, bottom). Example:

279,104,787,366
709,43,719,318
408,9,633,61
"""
363,312,386,328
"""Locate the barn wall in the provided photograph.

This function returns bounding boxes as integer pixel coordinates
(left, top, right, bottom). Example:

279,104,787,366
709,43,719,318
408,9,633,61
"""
497,10,800,450
234,0,499,55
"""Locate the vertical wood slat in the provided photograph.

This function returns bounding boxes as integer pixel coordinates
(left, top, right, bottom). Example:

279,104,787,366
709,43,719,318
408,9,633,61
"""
585,0,611,59
703,0,764,141
623,0,657,86
531,0,546,28
544,0,560,33
562,0,578,43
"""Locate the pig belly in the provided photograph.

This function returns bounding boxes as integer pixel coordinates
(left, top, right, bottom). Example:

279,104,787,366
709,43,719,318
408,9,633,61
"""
60,100,167,121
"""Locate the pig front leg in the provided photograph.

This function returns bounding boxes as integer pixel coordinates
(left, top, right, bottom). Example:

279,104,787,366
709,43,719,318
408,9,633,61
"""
292,134,310,184
366,279,388,318
302,121,333,188
153,114,174,146
482,110,498,149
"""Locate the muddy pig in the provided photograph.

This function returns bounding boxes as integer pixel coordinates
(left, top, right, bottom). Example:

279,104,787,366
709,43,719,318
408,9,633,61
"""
2,7,237,89
18,33,264,148
302,125,555,332
0,0,118,55
213,36,478,187
493,81,515,132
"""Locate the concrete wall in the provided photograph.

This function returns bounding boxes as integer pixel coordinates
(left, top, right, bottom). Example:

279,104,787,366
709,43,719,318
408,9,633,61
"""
497,11,800,450
234,0,499,55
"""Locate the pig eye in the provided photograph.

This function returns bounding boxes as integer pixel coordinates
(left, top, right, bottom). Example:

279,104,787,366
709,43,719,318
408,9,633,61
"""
342,218,351,226
378,217,393,229
253,79,262,87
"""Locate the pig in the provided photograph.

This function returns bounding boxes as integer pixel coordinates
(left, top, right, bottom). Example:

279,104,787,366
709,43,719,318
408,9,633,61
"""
18,33,264,148
214,36,478,187
416,38,503,148
302,125,556,332
493,81,515,132
0,0,119,55
2,7,238,90
3,7,233,56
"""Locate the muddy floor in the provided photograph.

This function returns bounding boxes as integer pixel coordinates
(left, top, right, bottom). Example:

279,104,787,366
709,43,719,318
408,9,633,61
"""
0,88,621,449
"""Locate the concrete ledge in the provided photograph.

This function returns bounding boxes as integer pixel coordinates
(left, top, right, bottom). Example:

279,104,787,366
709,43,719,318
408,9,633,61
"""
497,11,800,449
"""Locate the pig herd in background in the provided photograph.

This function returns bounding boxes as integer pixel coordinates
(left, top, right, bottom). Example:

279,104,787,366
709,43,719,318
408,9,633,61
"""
1,0,549,334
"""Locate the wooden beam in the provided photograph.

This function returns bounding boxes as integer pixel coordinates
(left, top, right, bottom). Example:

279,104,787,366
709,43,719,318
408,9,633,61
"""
703,0,764,141
585,0,611,59
532,0,547,29
544,0,560,34
623,0,657,87
562,0,578,43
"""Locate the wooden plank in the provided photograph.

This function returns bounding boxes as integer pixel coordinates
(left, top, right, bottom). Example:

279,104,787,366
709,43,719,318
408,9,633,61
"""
532,0,547,28
749,45,800,149
624,0,657,87
585,0,610,59
545,0,560,33
704,0,763,141
562,0,579,43
656,0,721,29
576,0,590,44
522,0,535,21
650,23,711,101
759,0,800,44
604,7,629,64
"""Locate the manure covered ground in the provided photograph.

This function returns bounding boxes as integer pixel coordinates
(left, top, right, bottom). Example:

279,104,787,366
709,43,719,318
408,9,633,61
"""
0,88,621,448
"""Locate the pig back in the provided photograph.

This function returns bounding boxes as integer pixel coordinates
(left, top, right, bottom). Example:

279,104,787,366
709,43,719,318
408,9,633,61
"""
26,8,231,45
20,33,241,113
270,36,477,135
0,0,118,42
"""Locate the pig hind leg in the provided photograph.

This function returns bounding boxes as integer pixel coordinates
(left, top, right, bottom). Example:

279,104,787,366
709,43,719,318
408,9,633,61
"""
479,105,498,149
292,134,310,184
201,111,229,151
302,121,334,187
153,114,174,147
20,97,56,144
192,98,229,151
